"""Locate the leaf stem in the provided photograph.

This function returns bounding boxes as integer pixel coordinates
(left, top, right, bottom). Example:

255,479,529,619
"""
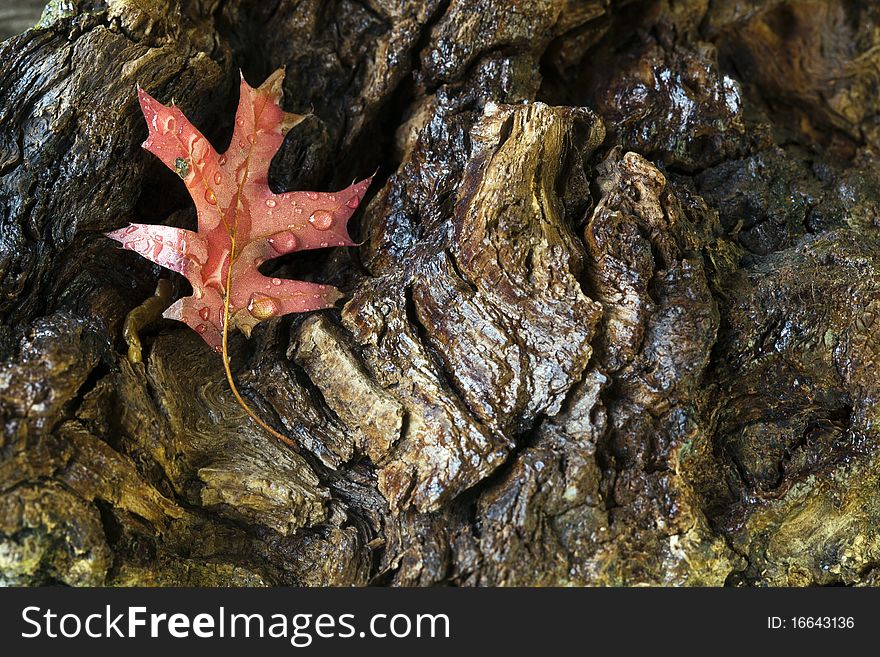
221,233,298,448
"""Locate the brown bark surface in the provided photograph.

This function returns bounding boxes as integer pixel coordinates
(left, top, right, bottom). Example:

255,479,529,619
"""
3,0,880,586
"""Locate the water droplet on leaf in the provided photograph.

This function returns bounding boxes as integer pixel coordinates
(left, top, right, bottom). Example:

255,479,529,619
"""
309,210,334,230
267,231,298,253
191,137,206,164
248,294,281,320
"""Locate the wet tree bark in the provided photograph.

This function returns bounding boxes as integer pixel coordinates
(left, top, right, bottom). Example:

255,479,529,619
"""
3,0,880,586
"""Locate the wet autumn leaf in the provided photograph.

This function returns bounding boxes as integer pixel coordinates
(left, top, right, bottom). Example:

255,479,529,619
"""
107,69,371,445
108,69,372,354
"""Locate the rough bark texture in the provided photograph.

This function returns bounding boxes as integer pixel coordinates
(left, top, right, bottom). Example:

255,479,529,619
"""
3,0,880,586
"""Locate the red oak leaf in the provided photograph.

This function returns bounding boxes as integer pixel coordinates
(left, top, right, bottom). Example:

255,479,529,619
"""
107,69,371,354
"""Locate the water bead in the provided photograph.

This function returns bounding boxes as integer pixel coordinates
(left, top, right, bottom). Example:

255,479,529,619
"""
308,210,334,230
306,192,318,200
205,189,217,205
213,172,222,185
267,231,298,253
346,196,360,209
198,306,210,321
191,138,207,164
266,199,276,208
248,294,281,320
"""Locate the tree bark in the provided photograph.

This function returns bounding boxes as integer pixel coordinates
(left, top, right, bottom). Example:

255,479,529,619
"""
3,0,880,586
